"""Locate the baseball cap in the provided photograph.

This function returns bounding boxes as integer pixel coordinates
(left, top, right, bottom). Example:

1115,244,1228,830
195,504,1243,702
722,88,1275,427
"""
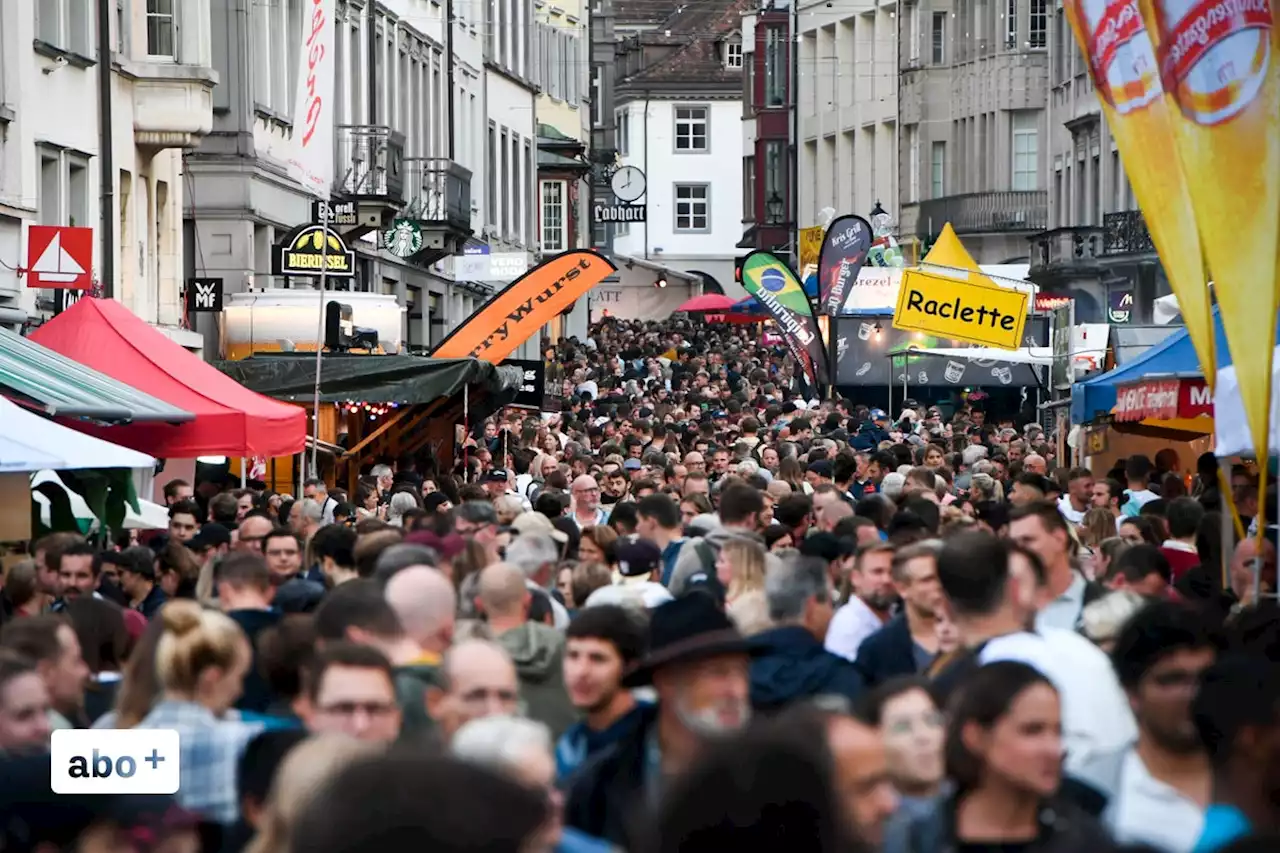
870,408,888,421
189,523,231,552
806,460,834,479
615,534,662,579
484,468,511,483
509,511,569,544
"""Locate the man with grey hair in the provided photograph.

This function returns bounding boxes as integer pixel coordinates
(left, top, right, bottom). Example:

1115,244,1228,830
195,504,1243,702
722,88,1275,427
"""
370,464,394,496
747,556,865,711
961,443,989,469
495,531,569,628
303,477,337,523
289,498,325,541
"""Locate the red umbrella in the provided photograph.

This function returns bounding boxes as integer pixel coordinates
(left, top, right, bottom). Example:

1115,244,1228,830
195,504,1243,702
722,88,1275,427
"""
674,293,739,313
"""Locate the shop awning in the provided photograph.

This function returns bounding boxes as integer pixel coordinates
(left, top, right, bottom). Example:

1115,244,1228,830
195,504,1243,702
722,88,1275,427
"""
891,346,1054,366
1071,307,1235,424
0,326,193,424
215,353,524,406
28,298,306,458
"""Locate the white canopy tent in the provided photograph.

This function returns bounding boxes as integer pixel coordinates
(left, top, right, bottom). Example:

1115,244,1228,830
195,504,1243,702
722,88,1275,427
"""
1215,347,1280,457
0,395,155,473
31,471,170,531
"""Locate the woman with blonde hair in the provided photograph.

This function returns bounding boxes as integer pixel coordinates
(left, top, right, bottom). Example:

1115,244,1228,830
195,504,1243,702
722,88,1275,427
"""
715,538,768,605
1080,507,1118,548
246,735,376,853
134,601,261,825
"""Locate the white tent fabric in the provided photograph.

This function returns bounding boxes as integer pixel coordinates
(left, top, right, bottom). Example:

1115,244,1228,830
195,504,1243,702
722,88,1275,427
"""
1215,347,1280,457
0,395,154,472
896,346,1054,366
31,471,170,530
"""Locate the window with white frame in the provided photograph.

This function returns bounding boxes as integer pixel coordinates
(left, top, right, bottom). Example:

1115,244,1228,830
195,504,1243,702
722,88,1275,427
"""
541,180,567,252
1029,0,1047,48
616,108,630,156
146,0,176,59
37,144,90,227
725,41,743,69
931,141,945,198
1012,112,1038,191
674,184,710,232
38,0,92,55
674,106,709,152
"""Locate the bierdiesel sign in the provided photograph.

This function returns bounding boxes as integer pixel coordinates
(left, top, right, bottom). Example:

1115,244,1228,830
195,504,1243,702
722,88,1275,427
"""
892,269,1029,350
274,224,356,277
1113,377,1211,422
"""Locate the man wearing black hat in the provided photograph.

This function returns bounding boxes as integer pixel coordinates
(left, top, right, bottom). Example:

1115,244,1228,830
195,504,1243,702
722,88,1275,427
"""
563,594,757,849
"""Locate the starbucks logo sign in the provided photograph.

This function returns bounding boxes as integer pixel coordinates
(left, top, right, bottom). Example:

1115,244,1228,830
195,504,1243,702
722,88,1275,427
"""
383,219,424,258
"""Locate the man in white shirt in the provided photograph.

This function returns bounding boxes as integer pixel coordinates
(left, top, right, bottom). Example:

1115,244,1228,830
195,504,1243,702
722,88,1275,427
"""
825,542,897,662
1072,600,1215,853
933,531,1135,773
1058,467,1094,525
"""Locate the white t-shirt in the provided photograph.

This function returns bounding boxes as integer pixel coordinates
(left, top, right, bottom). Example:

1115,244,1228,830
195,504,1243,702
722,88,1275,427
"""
824,597,886,662
977,628,1137,773
1058,495,1087,525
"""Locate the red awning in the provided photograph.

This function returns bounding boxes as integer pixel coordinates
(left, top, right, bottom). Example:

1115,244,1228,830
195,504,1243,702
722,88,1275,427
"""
1112,376,1212,422
29,298,306,458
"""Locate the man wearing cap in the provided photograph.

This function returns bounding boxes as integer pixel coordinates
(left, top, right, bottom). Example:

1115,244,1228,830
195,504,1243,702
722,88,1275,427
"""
563,595,757,849
188,523,232,568
604,536,675,609
483,469,532,511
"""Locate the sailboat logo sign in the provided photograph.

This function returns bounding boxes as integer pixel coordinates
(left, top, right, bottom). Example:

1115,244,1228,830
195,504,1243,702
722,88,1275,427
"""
26,225,93,290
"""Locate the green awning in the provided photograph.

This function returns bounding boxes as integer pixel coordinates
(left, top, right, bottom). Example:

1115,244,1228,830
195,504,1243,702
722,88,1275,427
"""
0,326,194,423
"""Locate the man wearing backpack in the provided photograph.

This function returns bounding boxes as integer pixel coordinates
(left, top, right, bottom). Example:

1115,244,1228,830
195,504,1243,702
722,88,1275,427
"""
668,484,767,596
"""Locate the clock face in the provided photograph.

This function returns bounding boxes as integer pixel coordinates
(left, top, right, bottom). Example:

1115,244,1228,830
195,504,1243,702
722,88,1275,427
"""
611,166,646,202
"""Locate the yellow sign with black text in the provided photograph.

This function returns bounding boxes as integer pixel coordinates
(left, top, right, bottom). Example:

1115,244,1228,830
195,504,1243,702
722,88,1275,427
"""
892,269,1028,350
274,224,356,278
799,226,824,271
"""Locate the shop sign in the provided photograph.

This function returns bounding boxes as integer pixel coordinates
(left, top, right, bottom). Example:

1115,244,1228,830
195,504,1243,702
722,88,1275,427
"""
383,219,423,258
503,359,545,409
185,278,224,313
312,200,358,227
594,204,647,223
1113,377,1210,421
274,224,356,278
1035,292,1073,312
893,269,1029,350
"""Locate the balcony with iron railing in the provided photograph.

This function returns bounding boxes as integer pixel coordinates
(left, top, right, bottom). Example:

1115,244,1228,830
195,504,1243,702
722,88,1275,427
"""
1028,226,1106,272
404,158,473,232
916,191,1048,238
335,125,406,202
1102,210,1155,256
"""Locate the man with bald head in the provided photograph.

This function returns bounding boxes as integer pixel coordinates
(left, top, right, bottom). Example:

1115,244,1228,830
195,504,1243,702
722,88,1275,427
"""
384,566,456,735
1022,453,1048,476
235,513,274,554
476,562,576,737
570,475,609,529
426,639,522,743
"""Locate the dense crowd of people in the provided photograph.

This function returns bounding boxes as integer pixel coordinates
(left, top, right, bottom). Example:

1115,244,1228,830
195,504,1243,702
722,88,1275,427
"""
0,317,1277,853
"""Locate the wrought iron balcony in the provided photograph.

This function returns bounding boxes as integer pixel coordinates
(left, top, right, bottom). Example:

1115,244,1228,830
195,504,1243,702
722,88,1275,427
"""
335,125,406,201
1102,210,1155,255
1028,226,1105,272
404,158,473,231
916,191,1048,238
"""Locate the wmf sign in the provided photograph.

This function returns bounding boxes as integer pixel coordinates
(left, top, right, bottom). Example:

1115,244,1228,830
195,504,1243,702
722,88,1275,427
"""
185,278,224,313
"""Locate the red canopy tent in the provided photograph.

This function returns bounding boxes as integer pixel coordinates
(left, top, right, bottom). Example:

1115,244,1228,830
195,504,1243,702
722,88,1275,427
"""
29,298,306,458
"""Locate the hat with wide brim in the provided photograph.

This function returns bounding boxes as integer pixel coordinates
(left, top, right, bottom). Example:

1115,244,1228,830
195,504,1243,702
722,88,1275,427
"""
621,592,762,687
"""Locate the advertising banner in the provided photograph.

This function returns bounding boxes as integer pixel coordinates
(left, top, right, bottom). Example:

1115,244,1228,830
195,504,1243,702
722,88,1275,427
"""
739,251,829,390
799,226,825,272
892,269,1029,350
273,225,355,277
833,316,1048,388
287,0,336,200
818,215,873,316
1114,376,1212,422
502,359,546,409
432,250,617,362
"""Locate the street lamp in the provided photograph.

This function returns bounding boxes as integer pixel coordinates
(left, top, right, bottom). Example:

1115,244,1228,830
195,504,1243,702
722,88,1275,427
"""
765,192,785,225
870,200,891,234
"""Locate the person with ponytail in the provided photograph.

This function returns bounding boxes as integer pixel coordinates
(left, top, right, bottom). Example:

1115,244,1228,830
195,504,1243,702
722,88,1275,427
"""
134,601,261,825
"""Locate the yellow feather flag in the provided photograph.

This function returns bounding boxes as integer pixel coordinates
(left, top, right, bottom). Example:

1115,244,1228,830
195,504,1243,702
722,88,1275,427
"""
1064,0,1216,390
1137,0,1280,539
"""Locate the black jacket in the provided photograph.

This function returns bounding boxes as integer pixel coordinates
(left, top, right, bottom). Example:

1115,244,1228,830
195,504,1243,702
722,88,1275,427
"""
884,791,1116,853
749,626,865,711
563,703,659,850
854,614,919,688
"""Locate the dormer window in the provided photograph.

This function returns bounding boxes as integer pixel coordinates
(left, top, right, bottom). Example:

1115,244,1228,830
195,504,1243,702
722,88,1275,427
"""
724,40,743,69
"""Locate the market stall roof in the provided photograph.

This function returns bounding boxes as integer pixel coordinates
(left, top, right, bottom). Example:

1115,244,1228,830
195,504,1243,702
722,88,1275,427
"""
1071,307,1234,424
215,353,524,407
890,346,1054,366
0,326,193,424
0,395,156,473
29,298,306,458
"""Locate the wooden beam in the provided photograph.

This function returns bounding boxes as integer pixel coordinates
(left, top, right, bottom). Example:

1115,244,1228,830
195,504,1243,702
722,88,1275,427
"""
338,406,413,460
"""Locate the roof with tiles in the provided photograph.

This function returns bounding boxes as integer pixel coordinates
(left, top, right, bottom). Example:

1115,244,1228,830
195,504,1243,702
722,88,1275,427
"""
616,0,750,92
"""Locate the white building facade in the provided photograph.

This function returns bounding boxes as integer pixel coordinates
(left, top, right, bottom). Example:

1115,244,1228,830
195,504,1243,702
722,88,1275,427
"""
611,99,744,293
0,0,217,344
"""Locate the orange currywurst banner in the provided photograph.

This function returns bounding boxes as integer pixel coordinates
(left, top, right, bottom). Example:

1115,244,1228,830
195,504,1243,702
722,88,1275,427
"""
431,250,618,363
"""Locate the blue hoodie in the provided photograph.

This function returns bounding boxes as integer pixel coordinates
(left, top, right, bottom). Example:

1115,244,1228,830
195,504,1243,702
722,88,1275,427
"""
555,701,652,783
749,625,865,711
